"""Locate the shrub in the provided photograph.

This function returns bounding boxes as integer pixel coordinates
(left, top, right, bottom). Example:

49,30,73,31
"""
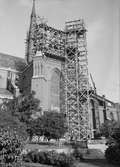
100,120,118,138
37,151,48,164
22,154,32,163
72,148,84,161
0,128,24,166
105,122,120,164
44,150,57,165
57,153,75,167
105,145,120,164
23,150,75,167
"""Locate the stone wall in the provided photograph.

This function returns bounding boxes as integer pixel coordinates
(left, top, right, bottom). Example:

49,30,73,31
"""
31,51,65,111
22,63,33,94
0,69,7,89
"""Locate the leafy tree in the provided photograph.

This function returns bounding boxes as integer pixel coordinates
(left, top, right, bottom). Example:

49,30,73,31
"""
1,92,41,141
5,91,40,124
26,118,43,141
27,111,67,141
0,105,27,166
105,122,120,146
99,120,117,138
111,125,120,145
41,111,67,141
2,94,67,141
0,109,27,139
105,122,120,164
0,128,24,167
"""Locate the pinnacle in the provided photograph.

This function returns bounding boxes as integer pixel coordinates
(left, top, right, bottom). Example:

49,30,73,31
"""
31,0,36,17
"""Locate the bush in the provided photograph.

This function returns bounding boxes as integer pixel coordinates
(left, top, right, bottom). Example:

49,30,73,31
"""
37,151,48,164
72,148,84,161
105,122,120,164
23,150,75,167
44,151,57,165
105,145,120,164
100,120,118,138
0,128,24,166
54,152,75,167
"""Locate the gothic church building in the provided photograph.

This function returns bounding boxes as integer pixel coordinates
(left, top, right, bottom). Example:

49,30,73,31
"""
0,0,119,138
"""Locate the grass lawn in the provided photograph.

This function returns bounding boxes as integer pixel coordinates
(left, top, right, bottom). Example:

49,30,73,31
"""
25,142,72,150
75,159,118,167
24,160,118,167
24,162,53,167
25,143,73,154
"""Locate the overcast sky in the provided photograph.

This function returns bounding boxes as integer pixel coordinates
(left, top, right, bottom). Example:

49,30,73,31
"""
0,0,119,102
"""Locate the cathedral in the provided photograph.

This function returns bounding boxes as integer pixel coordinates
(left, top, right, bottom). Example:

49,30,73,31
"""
0,0,119,139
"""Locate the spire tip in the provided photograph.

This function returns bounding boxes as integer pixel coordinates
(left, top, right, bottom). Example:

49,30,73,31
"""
31,0,36,17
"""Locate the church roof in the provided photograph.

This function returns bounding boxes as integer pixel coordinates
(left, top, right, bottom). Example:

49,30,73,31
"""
0,88,13,99
0,53,27,72
91,93,115,106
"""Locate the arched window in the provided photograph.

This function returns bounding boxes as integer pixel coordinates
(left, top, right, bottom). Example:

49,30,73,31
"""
50,69,61,111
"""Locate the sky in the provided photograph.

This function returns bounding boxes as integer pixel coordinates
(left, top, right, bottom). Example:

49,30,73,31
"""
0,0,119,102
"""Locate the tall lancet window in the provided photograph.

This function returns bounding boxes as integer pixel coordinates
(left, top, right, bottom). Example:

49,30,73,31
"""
50,69,61,112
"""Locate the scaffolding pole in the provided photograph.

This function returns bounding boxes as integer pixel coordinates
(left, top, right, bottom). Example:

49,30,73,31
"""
65,19,91,142
30,16,91,143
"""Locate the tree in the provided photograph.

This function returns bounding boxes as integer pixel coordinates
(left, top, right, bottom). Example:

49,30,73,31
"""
111,125,120,144
99,120,118,138
104,122,120,164
0,128,24,166
27,111,67,141
41,111,67,141
0,103,27,138
1,92,41,141
6,91,40,124
26,118,43,141
0,104,27,166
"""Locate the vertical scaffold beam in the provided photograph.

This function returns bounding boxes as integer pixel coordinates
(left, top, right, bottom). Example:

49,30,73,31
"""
65,19,90,142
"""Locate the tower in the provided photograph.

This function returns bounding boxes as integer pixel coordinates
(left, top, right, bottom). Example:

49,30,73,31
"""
25,1,91,142
25,0,36,64
65,20,90,142
29,7,65,111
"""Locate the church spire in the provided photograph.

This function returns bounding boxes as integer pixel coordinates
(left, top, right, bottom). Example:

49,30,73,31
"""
25,0,36,64
31,0,36,18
